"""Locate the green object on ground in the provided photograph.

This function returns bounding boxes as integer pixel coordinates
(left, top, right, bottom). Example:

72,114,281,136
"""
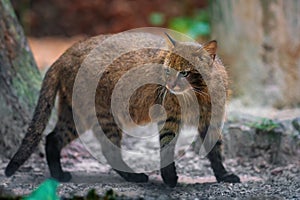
23,179,59,200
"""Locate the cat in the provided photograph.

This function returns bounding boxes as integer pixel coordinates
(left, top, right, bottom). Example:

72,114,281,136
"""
5,32,240,187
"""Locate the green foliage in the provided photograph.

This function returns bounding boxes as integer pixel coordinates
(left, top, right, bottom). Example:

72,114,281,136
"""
73,189,117,200
149,9,211,39
103,189,117,200
66,189,119,200
149,12,165,26
85,189,99,200
248,118,280,132
168,10,210,39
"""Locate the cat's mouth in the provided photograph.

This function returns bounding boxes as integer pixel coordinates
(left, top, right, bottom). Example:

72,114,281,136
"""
166,85,190,95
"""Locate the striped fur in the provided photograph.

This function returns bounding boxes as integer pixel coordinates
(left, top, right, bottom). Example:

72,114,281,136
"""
5,33,240,186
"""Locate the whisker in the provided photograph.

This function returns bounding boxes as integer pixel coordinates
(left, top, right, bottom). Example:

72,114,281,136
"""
192,88,209,98
192,86,207,90
156,85,166,103
162,87,167,104
182,93,187,105
193,89,207,96
186,90,195,102
155,85,165,103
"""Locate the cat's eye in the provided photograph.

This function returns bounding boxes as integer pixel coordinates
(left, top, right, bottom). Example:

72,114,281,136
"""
180,71,190,77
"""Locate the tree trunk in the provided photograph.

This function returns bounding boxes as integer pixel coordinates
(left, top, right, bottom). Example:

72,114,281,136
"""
210,0,300,108
0,0,41,158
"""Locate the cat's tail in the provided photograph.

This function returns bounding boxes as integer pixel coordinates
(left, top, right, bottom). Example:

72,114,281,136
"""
5,64,60,177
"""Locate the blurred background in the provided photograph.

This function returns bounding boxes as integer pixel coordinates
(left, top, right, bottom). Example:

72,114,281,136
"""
10,0,300,109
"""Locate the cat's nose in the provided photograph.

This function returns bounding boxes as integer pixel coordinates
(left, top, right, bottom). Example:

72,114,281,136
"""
167,78,177,89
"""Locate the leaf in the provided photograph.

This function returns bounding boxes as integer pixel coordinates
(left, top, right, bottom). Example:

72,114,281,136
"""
23,179,59,200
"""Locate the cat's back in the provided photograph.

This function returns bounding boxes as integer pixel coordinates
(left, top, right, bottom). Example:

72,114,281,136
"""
52,32,168,127
54,32,167,81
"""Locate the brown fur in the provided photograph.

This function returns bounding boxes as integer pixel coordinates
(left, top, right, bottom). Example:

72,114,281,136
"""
5,33,240,187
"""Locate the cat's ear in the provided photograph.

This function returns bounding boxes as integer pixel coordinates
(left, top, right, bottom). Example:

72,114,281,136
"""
203,40,217,60
164,32,176,48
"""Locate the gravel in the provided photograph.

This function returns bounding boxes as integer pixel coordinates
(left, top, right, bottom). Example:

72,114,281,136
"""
1,113,300,199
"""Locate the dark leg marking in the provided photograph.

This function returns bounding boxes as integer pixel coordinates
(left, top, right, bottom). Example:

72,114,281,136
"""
46,131,72,182
206,141,240,183
160,130,178,187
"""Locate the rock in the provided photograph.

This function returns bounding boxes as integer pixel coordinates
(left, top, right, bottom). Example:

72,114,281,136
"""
156,194,169,200
223,115,300,165
223,124,254,158
292,117,300,132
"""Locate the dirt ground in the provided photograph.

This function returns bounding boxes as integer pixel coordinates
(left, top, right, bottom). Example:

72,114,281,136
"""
1,121,299,200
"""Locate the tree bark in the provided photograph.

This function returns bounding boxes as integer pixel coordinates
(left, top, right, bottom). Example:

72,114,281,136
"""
0,0,41,158
210,0,300,108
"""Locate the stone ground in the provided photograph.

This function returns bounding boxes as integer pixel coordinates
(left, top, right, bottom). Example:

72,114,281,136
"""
0,108,300,199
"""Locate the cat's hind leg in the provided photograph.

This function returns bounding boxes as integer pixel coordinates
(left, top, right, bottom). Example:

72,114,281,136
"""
46,104,78,182
95,114,148,183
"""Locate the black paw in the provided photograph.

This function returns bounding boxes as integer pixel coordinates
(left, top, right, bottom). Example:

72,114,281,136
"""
52,171,72,182
116,171,149,183
161,163,178,188
217,173,240,183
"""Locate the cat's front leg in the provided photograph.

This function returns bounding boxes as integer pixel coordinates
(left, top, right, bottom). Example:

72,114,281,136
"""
207,140,240,183
199,127,240,183
158,117,180,187
160,140,177,187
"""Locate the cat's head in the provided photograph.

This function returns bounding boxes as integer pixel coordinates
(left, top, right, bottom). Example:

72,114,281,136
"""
163,33,217,95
